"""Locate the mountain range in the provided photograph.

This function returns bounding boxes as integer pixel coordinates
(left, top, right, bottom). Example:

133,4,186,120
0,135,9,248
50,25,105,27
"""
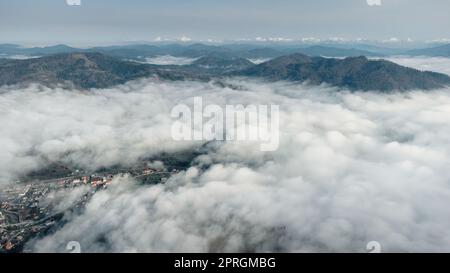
2,43,450,61
406,44,450,57
1,52,449,91
238,54,450,91
0,52,207,89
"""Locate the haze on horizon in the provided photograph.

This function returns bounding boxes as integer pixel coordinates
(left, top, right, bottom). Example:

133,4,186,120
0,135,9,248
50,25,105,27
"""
0,0,449,46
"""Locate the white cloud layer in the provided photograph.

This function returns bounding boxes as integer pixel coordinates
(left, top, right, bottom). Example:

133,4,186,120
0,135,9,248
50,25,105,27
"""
0,80,203,185
2,58,450,252
387,56,450,76
248,58,272,65
144,55,197,66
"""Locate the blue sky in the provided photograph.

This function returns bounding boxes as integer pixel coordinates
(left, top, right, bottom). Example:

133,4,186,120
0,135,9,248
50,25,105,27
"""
1,0,449,46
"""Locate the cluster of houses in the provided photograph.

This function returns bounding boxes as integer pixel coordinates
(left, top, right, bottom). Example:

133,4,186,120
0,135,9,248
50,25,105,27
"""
0,166,165,252
63,167,160,188
58,174,115,188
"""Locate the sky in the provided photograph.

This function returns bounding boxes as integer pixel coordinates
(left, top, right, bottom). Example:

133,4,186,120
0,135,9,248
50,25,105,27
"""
0,0,449,46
